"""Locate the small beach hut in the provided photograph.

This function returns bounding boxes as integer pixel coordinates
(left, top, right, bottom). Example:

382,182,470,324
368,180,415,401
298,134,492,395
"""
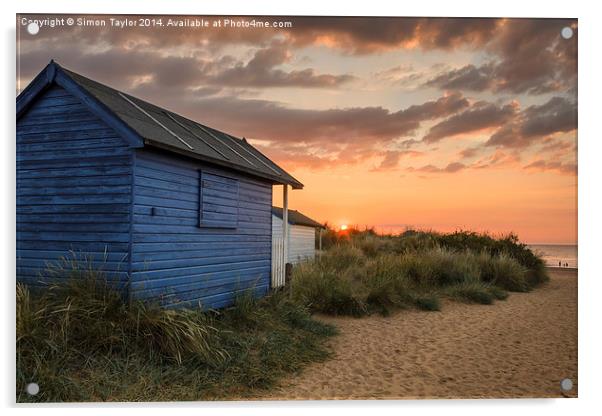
16,60,303,309
271,206,325,265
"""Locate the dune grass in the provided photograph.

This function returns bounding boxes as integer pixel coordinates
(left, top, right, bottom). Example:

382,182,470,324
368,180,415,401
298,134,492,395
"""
297,230,547,316
16,272,336,402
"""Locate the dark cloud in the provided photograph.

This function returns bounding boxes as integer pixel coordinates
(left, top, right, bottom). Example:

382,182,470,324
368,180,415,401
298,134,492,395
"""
423,101,518,143
252,144,341,170
471,150,521,169
371,150,424,171
520,96,577,138
18,15,500,55
398,139,420,149
208,43,355,88
408,162,467,174
538,139,575,156
18,16,577,100
158,92,468,170
375,151,403,170
424,63,495,91
174,92,469,145
406,146,576,177
523,160,577,175
458,147,480,159
486,96,576,148
491,19,577,94
19,43,355,91
425,19,577,95
16,15,577,176
287,17,499,54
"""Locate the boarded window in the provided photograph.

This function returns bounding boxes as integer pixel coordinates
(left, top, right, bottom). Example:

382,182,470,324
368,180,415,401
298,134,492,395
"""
199,171,239,228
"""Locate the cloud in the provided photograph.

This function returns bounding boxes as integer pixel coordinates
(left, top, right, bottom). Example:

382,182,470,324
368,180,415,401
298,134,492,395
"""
458,147,480,159
19,43,355,91
18,15,500,55
173,92,469,147
407,162,467,174
423,101,518,143
207,44,355,88
16,15,577,177
523,160,577,175
472,150,521,169
490,19,577,94
425,19,577,95
538,139,576,156
371,150,424,171
254,17,500,54
160,92,469,170
424,63,495,91
486,96,576,148
407,147,575,177
252,144,341,169
398,139,421,149
18,16,577,101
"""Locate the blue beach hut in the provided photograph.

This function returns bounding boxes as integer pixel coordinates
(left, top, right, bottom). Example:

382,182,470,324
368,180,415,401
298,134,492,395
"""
16,61,302,308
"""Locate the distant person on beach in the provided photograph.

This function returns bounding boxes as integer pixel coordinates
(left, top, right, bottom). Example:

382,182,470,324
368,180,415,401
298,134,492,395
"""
559,261,562,267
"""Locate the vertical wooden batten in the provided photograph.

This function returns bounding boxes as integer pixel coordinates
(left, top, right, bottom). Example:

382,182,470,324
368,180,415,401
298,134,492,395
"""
282,184,289,274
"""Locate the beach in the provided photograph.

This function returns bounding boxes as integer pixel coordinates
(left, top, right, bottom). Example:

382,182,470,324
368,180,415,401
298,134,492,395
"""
263,268,577,400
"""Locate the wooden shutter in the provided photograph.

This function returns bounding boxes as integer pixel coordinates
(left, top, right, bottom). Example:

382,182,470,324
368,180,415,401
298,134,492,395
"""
199,171,239,228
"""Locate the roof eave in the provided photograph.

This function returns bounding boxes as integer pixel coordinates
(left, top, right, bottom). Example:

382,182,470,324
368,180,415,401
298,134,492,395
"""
144,139,303,189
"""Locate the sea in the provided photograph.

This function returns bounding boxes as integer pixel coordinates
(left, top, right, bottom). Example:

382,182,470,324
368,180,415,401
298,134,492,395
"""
528,244,578,268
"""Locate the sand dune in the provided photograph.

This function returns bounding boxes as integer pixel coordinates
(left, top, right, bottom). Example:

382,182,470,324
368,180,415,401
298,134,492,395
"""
264,269,577,400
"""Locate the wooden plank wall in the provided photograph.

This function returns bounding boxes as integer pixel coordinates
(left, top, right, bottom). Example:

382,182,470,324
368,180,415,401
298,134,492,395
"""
272,216,317,264
16,85,133,289
130,149,273,309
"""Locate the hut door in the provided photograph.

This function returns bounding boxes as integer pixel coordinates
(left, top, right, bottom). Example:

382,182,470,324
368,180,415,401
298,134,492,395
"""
271,236,285,288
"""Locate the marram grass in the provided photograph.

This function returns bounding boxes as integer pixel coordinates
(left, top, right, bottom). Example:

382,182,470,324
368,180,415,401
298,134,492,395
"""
294,230,547,317
16,266,335,402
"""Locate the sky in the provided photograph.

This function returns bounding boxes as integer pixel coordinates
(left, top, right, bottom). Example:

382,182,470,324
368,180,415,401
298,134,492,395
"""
16,15,578,243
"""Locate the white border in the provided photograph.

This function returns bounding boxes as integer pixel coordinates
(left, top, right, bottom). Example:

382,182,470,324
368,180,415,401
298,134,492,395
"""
3,1,601,415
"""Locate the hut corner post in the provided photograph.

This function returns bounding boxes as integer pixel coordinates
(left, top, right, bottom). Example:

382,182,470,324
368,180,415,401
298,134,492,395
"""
282,184,290,286
319,228,323,254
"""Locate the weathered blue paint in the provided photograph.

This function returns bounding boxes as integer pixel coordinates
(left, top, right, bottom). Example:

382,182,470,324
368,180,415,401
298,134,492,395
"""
17,85,133,289
18,61,144,149
130,149,272,308
17,79,275,309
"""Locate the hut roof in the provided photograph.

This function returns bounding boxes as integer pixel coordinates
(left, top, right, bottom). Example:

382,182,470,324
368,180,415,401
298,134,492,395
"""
17,60,303,189
271,206,325,229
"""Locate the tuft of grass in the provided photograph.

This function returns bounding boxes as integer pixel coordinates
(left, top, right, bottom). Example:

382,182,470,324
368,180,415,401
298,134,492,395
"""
475,252,530,292
414,295,441,311
447,282,494,305
488,286,509,300
291,261,368,317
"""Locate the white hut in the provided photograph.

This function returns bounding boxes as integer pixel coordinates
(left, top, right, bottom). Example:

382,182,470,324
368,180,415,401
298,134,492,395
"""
271,207,325,266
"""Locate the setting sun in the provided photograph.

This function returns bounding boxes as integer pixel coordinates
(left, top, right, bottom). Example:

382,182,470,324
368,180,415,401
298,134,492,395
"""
340,224,348,231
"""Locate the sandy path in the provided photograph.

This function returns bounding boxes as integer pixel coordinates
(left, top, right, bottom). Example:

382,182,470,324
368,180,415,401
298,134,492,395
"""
265,269,577,400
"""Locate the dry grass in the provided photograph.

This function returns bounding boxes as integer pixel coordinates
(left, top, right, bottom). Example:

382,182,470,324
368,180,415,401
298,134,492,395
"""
293,232,546,317
16,258,336,402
